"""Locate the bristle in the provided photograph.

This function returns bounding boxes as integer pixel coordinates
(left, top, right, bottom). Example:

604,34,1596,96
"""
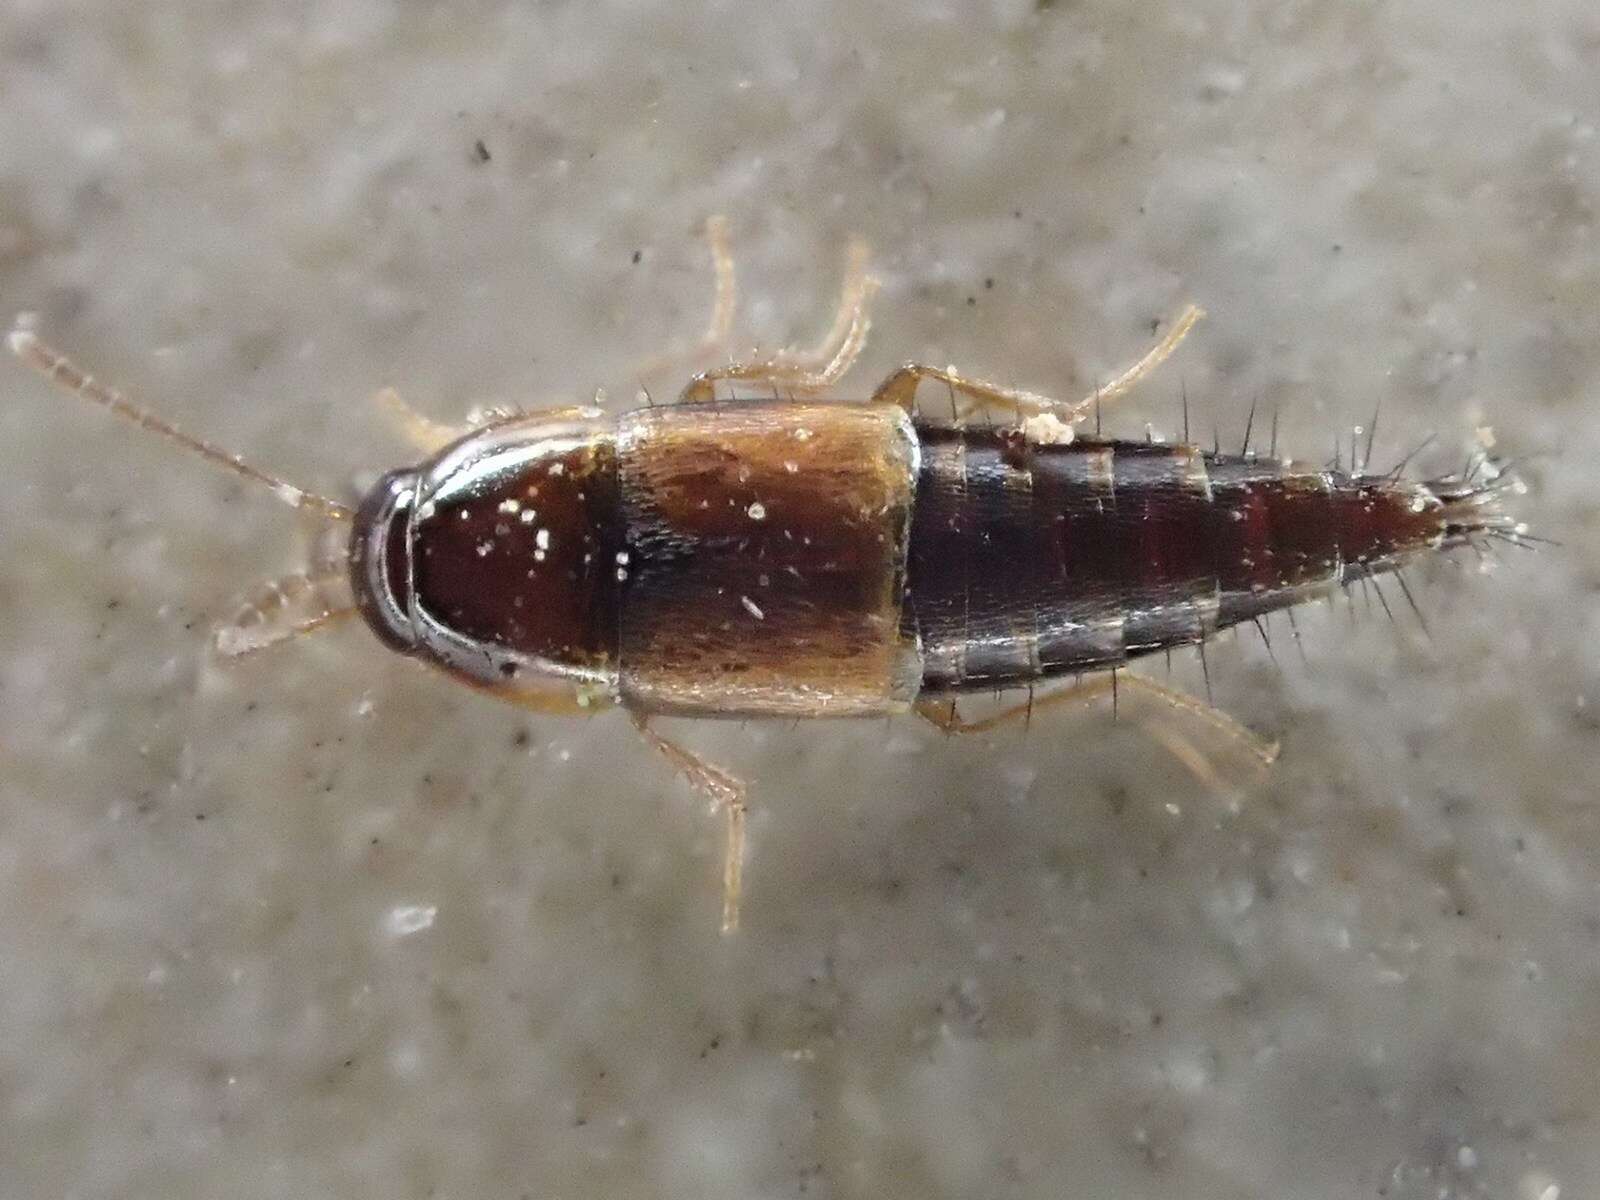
1425,460,1527,550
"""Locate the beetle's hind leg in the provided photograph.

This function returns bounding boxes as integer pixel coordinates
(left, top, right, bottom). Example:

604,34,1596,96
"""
875,304,1204,426
1062,305,1205,418
678,236,879,404
632,714,748,934
873,363,1071,424
915,669,1277,793
1119,672,1279,768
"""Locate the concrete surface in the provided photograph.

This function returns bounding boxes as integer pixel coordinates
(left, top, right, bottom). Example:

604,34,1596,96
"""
1,2,1596,1197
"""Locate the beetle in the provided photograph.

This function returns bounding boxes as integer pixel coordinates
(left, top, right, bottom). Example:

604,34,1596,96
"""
8,218,1521,930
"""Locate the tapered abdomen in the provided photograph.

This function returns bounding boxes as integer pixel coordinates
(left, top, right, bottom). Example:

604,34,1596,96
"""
904,426,1449,693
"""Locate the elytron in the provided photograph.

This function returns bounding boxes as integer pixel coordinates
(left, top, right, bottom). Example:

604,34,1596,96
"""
8,218,1522,931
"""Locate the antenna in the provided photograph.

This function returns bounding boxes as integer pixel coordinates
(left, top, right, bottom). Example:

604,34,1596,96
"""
8,323,353,522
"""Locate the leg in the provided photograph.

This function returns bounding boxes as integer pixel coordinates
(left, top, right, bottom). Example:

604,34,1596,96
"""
374,389,548,454
629,214,739,383
373,387,467,454
914,668,1278,781
1118,671,1278,767
696,213,737,350
1064,304,1205,417
774,239,874,372
914,675,1115,734
874,304,1204,426
632,714,748,934
375,386,617,453
375,216,740,448
211,564,359,659
872,362,1072,423
678,237,879,404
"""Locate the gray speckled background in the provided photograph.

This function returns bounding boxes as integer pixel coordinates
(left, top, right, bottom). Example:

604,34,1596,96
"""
2,3,1597,1198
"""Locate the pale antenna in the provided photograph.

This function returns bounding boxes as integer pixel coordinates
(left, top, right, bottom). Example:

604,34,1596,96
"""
8,321,353,522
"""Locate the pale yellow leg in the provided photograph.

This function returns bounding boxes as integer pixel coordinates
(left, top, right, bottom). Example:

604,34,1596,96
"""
872,362,1069,422
913,675,1121,734
874,304,1205,425
777,239,875,371
1137,721,1235,799
1118,671,1279,767
1064,305,1206,417
376,216,740,448
630,214,738,382
914,667,1278,786
632,714,748,934
373,389,536,455
376,386,620,454
211,564,359,659
698,214,738,349
373,387,466,454
678,237,879,404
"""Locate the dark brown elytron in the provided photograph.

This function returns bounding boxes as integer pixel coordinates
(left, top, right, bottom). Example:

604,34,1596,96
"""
8,220,1523,930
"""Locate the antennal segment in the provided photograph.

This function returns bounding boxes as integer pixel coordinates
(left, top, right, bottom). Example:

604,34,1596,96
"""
8,324,352,522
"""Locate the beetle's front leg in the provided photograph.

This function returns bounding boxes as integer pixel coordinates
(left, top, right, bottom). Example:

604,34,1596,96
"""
372,387,469,454
210,564,359,659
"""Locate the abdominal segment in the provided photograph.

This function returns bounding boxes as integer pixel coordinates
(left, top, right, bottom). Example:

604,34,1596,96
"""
904,426,1444,693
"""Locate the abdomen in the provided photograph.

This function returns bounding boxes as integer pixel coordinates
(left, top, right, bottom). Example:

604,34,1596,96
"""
904,425,1444,694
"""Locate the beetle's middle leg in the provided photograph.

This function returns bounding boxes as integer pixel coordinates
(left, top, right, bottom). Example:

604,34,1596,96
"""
678,237,878,404
630,213,738,383
632,714,748,934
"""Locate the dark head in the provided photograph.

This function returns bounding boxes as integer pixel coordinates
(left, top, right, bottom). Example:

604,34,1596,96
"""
347,414,624,696
350,468,420,654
